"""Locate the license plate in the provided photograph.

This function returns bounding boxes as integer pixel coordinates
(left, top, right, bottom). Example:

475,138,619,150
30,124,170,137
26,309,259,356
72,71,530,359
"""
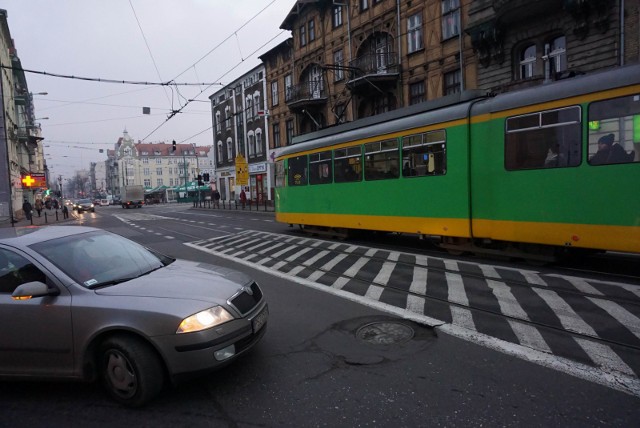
252,306,268,333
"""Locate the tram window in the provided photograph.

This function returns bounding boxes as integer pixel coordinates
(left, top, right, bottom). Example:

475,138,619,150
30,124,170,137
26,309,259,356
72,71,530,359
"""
587,95,639,165
505,106,581,170
275,160,286,188
309,151,333,185
334,146,362,183
364,139,399,180
402,130,446,176
287,155,308,186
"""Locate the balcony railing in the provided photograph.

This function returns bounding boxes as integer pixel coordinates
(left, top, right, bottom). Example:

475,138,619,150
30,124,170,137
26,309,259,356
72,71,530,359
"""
347,52,399,85
285,79,327,106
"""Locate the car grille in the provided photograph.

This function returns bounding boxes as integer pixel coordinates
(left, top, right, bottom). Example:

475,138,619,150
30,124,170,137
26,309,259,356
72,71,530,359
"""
229,282,263,315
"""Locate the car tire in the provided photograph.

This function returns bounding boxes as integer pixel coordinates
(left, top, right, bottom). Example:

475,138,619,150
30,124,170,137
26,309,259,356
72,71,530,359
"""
99,336,165,407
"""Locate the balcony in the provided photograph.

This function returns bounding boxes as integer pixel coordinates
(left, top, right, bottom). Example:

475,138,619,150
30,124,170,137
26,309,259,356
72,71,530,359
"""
285,79,327,111
346,52,399,92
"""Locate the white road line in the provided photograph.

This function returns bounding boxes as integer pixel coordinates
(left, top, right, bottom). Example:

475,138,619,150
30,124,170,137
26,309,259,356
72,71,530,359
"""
258,242,287,255
588,297,640,340
409,266,428,296
444,259,459,272
373,261,396,285
546,275,604,295
344,257,369,278
531,288,599,337
303,250,330,266
574,337,636,377
508,319,552,353
271,245,299,258
451,306,476,331
322,253,348,271
446,272,469,306
332,276,349,290
285,247,313,262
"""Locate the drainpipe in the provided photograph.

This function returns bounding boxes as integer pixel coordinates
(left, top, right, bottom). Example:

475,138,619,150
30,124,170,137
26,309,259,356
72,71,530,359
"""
620,0,625,66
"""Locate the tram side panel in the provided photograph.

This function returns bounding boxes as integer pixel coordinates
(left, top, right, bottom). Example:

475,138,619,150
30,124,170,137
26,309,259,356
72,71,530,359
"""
275,120,473,237
469,91,640,254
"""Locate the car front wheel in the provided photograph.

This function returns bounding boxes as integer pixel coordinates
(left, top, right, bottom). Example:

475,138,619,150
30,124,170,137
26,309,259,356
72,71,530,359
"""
99,336,165,407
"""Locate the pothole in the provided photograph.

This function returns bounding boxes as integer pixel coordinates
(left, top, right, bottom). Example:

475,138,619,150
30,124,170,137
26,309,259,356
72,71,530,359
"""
356,321,415,345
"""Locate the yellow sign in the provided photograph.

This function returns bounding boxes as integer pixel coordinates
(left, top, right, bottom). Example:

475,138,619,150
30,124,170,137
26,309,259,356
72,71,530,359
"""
21,173,47,188
235,154,249,186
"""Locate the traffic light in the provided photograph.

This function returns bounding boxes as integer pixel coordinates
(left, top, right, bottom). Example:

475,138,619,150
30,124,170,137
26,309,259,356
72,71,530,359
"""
197,174,203,186
172,140,176,152
203,173,209,182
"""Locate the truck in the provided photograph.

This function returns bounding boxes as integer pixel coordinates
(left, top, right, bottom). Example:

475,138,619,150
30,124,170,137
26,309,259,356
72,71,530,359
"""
121,185,144,209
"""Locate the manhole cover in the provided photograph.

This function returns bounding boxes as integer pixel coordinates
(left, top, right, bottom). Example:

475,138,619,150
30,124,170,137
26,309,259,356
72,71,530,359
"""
356,321,414,345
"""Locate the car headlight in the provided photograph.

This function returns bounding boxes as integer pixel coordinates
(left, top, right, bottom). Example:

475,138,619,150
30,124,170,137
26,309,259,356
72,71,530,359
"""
177,306,234,334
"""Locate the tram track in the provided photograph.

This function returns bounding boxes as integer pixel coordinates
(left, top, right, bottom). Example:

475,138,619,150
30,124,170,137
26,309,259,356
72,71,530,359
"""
198,230,640,364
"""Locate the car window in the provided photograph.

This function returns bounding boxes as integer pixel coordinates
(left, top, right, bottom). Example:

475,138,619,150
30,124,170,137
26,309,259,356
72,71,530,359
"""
31,230,166,288
0,248,47,293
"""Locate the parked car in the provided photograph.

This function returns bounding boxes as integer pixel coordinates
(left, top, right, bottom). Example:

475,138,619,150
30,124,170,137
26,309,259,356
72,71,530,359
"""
100,199,110,206
0,226,268,407
75,199,95,213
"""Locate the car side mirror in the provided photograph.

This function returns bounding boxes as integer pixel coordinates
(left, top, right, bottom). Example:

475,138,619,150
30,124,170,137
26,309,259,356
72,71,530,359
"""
11,281,59,300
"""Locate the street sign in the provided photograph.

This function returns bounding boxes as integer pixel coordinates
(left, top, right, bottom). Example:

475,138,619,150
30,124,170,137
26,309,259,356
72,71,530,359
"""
235,154,249,186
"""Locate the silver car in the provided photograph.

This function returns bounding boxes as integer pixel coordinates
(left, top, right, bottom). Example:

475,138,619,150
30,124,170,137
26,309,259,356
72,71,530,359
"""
0,226,268,407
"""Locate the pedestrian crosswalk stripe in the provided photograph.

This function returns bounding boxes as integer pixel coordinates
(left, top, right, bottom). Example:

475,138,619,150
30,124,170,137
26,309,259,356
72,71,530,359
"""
588,298,640,340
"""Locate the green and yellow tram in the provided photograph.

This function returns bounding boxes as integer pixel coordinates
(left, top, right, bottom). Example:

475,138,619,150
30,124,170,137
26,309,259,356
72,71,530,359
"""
275,64,640,260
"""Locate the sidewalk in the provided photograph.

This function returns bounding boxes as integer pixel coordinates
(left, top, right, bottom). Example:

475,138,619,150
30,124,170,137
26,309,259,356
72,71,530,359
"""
0,208,78,228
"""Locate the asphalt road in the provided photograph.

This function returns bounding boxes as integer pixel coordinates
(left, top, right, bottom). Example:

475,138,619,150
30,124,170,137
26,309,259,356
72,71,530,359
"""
1,204,638,427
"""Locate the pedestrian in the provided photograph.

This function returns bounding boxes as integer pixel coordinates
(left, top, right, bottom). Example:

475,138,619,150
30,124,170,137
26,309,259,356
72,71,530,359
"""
44,198,52,210
213,190,221,208
22,199,33,221
35,199,43,217
62,204,69,219
53,199,59,210
240,189,247,209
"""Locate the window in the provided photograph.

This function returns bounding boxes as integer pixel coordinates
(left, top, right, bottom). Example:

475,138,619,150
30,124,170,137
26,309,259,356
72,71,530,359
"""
271,81,279,106
226,139,233,160
143,179,151,187
217,141,224,162
333,5,343,28
334,146,362,183
285,74,293,101
334,49,344,81
441,0,460,40
156,168,162,175
143,168,150,176
309,151,332,185
300,24,307,47
275,160,286,188
273,123,281,148
444,69,461,95
364,139,399,181
215,111,221,134
588,95,639,165
0,248,47,293
253,93,260,118
156,179,163,186
246,96,253,121
308,19,315,42
142,158,149,164
286,119,294,145
402,130,447,177
288,155,308,186
360,0,369,11
407,13,424,53
156,158,161,165
225,106,231,130
520,44,537,79
547,36,566,76
248,133,255,157
505,106,582,170
256,130,263,156
409,81,426,105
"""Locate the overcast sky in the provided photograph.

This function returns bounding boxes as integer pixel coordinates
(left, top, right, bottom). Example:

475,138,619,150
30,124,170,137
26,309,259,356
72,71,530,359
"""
3,0,292,180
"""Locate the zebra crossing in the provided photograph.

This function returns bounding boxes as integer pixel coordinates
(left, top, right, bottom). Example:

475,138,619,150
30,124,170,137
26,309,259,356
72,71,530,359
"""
184,229,640,392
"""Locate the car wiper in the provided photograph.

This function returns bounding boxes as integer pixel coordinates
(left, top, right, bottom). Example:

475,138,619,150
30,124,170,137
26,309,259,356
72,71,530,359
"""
89,277,139,289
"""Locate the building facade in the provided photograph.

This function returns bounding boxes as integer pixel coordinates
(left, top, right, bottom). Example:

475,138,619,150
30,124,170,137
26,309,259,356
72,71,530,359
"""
0,9,46,221
210,64,270,202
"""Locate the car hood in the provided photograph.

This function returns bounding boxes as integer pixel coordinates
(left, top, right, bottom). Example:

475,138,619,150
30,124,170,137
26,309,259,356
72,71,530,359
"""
94,259,252,304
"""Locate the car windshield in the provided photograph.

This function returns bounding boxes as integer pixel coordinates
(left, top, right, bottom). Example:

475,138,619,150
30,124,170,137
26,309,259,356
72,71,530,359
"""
77,199,91,204
31,230,171,289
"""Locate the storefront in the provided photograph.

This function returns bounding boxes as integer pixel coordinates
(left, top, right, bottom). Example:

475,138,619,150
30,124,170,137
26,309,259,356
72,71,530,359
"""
249,162,267,203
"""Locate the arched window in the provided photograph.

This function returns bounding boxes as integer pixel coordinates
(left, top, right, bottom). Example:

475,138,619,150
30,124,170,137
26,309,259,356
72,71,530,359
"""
247,132,255,157
215,111,221,134
217,141,224,162
520,44,536,79
255,129,263,156
226,138,233,160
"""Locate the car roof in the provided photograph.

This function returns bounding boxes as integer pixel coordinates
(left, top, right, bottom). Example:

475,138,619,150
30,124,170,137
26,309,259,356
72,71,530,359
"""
0,226,100,248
